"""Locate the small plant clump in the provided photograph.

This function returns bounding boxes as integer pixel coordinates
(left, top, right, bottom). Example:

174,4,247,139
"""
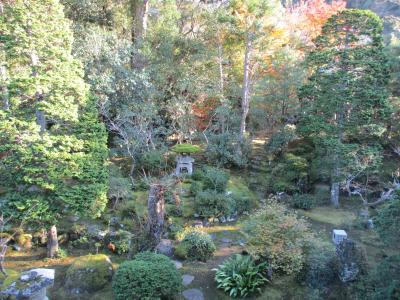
214,254,269,298
176,227,216,261
112,252,182,300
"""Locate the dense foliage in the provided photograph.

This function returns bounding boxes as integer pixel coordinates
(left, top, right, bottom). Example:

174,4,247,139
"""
112,252,181,300
243,200,314,274
214,254,268,298
0,0,108,225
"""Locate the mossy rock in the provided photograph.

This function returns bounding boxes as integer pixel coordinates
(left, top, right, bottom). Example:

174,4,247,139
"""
65,254,113,294
171,144,201,154
0,269,20,290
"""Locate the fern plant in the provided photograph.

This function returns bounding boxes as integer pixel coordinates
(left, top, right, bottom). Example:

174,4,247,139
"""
214,254,269,298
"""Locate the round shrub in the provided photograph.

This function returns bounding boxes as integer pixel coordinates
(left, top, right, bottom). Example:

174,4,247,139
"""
177,228,216,261
215,254,268,298
291,194,316,210
194,189,234,219
112,252,182,300
265,124,297,156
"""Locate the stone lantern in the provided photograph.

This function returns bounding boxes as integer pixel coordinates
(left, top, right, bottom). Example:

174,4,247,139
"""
171,144,201,177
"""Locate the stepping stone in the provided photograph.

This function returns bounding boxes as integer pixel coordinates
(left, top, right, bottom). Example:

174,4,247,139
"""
172,260,183,269
182,274,195,286
220,237,232,244
182,288,204,300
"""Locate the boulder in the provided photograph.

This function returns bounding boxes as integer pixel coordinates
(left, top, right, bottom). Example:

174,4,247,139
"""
64,254,113,294
156,239,174,257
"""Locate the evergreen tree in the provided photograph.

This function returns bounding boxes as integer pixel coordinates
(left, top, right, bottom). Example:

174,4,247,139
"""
0,0,108,256
297,9,392,207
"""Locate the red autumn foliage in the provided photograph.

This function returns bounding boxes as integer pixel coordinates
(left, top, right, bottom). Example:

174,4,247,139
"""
107,242,116,252
192,94,220,131
287,0,346,44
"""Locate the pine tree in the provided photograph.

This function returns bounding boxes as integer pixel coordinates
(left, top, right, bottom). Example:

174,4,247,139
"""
0,0,108,256
298,9,393,207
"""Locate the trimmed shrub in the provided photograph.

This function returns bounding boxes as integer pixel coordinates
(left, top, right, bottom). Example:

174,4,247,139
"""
243,200,314,275
291,194,316,210
215,254,268,298
177,228,216,261
189,180,203,196
194,190,234,219
112,252,182,300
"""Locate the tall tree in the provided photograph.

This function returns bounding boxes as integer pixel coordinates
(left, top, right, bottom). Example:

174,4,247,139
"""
225,0,283,138
298,9,392,207
0,0,108,256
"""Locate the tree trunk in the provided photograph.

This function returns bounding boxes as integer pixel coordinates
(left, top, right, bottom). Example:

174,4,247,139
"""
239,34,252,138
47,225,59,258
147,184,165,245
131,0,149,46
0,66,9,110
0,243,7,277
330,181,340,208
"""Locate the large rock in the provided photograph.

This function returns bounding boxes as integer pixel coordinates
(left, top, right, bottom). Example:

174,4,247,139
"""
155,239,174,257
182,274,195,286
64,254,113,295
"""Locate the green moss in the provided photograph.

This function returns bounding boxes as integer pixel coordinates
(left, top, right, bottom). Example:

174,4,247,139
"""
65,254,113,292
301,207,356,226
171,144,201,154
227,175,257,207
0,269,20,289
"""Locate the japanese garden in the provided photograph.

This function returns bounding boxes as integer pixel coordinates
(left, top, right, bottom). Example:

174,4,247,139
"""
0,0,399,299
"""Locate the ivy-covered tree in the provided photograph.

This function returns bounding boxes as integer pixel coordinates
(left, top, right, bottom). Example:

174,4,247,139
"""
0,0,108,257
297,9,392,207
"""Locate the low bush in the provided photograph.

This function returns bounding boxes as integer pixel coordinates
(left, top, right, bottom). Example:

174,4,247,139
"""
374,192,400,244
214,254,268,298
194,190,234,219
291,194,316,210
176,228,216,261
112,252,182,300
243,200,314,275
301,241,337,290
265,124,297,156
206,132,251,168
355,255,400,300
270,153,309,193
201,167,228,192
